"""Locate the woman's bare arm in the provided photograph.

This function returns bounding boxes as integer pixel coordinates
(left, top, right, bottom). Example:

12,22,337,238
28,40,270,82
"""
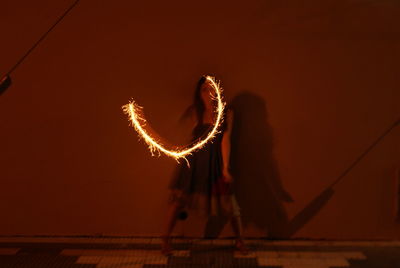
221,109,234,181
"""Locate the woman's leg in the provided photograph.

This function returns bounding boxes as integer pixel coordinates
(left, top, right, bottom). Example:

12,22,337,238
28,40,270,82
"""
230,215,243,240
230,215,249,255
161,198,185,255
163,201,181,238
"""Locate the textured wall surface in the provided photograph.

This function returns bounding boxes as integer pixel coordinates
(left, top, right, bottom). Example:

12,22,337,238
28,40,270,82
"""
0,0,399,239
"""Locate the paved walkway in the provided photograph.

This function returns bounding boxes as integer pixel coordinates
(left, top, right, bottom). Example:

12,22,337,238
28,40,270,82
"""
0,237,399,267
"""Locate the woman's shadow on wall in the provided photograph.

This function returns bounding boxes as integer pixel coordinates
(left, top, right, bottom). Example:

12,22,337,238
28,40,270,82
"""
203,91,334,239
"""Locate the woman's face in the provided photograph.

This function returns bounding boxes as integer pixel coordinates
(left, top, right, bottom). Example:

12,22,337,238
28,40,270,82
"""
200,81,214,106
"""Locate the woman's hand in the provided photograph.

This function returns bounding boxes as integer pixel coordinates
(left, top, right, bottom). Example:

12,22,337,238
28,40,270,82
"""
222,169,233,184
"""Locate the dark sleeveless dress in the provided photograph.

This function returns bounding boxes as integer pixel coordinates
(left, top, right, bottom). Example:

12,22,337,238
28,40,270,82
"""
168,110,241,218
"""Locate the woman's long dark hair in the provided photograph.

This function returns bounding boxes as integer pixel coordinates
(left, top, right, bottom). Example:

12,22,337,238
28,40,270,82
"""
193,75,207,125
180,75,209,126
179,75,228,141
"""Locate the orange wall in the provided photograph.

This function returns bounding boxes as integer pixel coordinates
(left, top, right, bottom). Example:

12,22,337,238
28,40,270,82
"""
0,0,399,239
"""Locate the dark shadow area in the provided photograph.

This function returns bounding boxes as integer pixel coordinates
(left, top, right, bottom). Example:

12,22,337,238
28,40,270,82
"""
229,91,293,238
204,91,293,238
0,75,12,95
204,91,336,239
204,214,230,238
285,187,334,237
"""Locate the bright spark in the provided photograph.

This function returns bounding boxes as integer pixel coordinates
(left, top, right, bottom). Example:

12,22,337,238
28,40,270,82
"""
122,76,226,165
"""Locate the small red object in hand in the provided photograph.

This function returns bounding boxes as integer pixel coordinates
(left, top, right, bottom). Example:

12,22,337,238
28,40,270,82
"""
212,174,233,195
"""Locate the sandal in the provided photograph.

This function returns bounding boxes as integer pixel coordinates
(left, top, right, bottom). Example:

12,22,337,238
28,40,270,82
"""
235,238,250,255
161,236,173,256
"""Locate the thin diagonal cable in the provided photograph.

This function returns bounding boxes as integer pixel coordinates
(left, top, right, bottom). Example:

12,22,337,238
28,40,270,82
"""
4,0,80,76
330,117,400,188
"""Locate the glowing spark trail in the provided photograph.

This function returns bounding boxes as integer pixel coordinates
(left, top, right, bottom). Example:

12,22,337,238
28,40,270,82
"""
122,76,226,164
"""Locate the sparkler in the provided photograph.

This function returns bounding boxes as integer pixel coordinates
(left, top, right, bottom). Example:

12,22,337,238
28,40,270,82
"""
122,76,226,165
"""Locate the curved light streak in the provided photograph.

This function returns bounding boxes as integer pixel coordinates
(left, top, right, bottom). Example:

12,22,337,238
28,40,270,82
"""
122,75,226,165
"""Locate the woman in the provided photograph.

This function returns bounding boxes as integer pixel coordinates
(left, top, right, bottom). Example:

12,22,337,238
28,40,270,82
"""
161,75,249,256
